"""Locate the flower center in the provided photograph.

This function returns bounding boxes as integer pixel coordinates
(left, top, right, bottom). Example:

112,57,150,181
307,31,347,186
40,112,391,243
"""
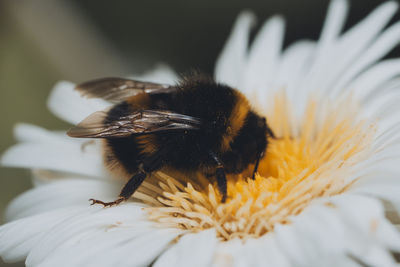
135,92,375,241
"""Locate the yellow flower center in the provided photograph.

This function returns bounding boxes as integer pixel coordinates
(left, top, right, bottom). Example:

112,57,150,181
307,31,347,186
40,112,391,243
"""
134,92,375,241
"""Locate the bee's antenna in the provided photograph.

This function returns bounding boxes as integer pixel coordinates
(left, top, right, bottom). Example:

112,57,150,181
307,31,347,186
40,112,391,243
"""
266,125,275,139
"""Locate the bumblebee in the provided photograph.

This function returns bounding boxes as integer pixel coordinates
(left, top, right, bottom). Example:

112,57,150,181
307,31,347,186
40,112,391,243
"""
68,74,274,206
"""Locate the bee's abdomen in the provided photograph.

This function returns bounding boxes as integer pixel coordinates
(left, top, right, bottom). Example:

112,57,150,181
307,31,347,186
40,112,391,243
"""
103,136,144,178
102,100,151,178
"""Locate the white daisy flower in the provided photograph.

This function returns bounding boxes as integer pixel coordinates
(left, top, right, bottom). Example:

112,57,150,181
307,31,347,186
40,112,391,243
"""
2,0,400,266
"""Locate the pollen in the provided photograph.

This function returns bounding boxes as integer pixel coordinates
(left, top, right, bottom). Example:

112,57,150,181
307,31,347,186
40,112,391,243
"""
135,92,375,241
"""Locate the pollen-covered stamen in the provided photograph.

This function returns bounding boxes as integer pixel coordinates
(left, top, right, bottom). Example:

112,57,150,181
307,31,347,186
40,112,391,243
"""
134,92,375,241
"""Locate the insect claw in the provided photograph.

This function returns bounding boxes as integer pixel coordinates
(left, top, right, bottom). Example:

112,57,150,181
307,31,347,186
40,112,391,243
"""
88,198,108,207
89,197,125,207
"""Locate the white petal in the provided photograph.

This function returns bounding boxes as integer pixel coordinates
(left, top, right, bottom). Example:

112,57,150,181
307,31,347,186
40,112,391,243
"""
0,207,87,263
331,195,400,253
273,40,315,92
354,244,399,267
5,179,121,221
47,81,111,125
234,235,291,267
353,182,400,206
30,169,80,187
331,21,400,98
372,119,400,151
154,229,216,267
297,0,348,96
1,126,106,179
375,109,400,138
301,1,397,99
361,99,398,140
361,88,400,119
268,195,400,266
329,257,367,267
215,11,256,87
213,238,243,267
1,142,105,178
319,1,398,93
241,15,285,99
318,0,349,46
349,59,400,102
360,90,400,138
13,123,66,144
37,226,179,267
273,224,311,266
130,64,178,84
80,229,179,267
290,203,347,263
271,40,316,130
25,203,150,266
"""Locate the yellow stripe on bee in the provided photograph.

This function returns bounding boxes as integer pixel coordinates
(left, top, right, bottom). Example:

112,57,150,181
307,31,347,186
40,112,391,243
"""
221,90,250,152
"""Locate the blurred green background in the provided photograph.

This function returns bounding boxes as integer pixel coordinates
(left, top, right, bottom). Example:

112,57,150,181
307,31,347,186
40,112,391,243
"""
1,0,399,266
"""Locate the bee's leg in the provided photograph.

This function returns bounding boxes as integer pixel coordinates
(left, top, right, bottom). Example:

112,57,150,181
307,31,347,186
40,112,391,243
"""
252,150,264,180
216,166,227,203
210,152,227,203
90,167,147,207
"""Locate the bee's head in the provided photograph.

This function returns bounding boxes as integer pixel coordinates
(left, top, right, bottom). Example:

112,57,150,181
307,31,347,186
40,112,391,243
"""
221,111,273,174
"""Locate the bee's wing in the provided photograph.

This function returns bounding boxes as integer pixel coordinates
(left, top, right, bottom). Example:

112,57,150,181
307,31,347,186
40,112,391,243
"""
75,77,176,103
67,109,201,138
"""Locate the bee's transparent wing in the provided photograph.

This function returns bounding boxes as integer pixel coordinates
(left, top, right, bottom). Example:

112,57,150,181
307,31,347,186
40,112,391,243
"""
75,77,176,103
67,109,201,138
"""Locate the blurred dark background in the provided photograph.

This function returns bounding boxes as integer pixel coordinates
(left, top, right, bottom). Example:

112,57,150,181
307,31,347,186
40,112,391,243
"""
0,0,399,266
